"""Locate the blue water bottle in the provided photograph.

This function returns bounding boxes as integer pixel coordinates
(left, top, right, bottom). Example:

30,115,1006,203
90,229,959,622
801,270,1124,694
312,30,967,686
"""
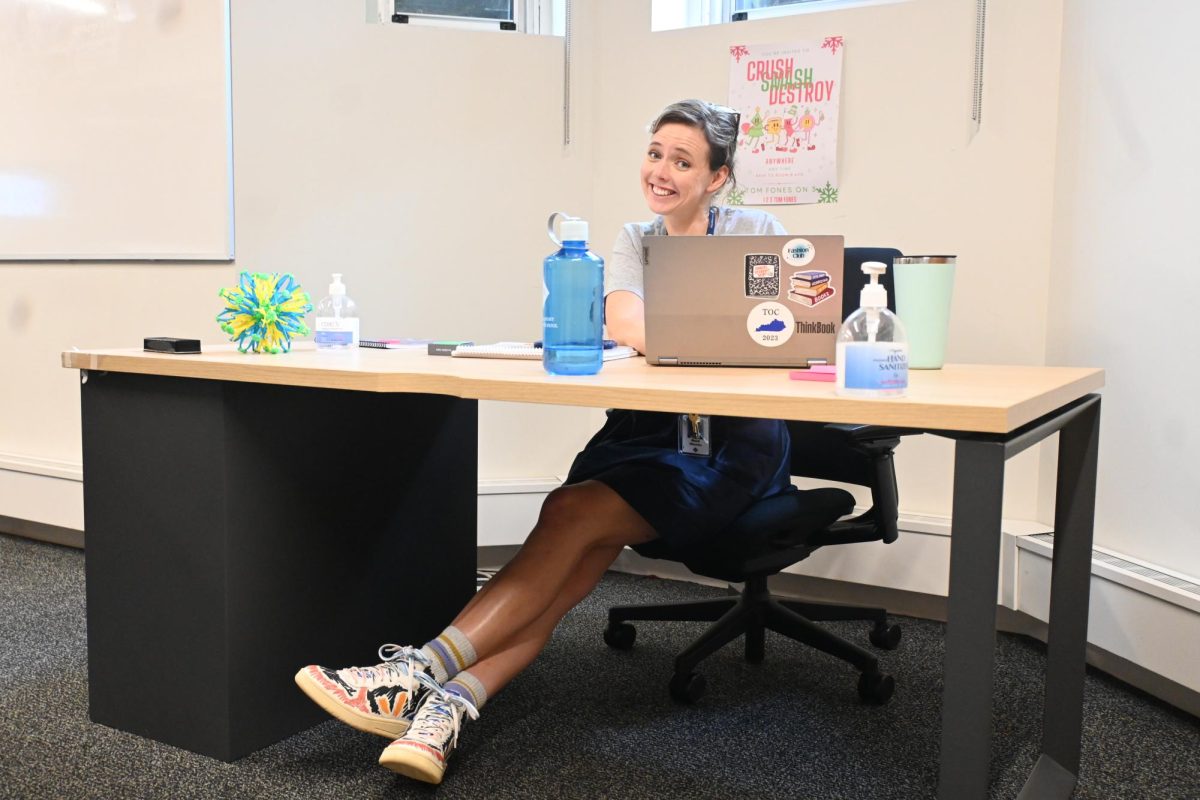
543,212,604,375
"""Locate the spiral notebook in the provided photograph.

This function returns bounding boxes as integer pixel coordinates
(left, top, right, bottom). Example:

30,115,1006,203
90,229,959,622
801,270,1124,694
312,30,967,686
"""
451,342,638,361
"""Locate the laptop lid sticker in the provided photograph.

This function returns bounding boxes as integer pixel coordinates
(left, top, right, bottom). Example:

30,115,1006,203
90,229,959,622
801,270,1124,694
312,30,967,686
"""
787,269,836,308
745,254,781,298
746,301,795,347
782,238,817,267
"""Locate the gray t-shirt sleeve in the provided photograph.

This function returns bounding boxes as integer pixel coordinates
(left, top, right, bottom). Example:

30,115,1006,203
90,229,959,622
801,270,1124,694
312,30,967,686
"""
606,223,648,299
604,208,786,299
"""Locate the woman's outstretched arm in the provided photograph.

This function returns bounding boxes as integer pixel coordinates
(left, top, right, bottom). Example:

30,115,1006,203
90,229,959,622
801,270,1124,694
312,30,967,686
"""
605,290,645,354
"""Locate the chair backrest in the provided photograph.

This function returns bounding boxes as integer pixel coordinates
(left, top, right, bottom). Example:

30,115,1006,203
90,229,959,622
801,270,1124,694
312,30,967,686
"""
786,421,876,486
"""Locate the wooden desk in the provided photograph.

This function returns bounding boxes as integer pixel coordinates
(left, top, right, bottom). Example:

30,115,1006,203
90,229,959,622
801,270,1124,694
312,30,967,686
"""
63,345,1104,799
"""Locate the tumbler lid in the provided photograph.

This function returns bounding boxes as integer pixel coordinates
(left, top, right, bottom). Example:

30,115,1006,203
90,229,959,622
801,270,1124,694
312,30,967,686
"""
894,255,956,264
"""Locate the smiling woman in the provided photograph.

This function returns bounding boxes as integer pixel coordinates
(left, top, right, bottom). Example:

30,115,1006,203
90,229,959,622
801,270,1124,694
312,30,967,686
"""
639,100,740,235
606,99,784,354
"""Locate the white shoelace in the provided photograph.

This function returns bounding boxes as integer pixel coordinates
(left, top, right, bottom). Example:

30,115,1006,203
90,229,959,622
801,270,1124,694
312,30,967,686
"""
338,644,431,693
379,643,432,673
340,662,406,687
405,671,480,752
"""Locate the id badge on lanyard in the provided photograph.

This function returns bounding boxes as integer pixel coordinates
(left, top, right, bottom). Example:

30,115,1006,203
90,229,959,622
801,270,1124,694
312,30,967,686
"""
677,207,718,457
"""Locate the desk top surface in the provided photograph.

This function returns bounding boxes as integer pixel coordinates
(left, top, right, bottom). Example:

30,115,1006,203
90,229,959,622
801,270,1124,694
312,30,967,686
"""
63,345,1104,434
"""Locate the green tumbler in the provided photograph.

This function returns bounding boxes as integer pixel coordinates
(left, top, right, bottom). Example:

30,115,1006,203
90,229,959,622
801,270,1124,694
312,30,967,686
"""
893,255,956,369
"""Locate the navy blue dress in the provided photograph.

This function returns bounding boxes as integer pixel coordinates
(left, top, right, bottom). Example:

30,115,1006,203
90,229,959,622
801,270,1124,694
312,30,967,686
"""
563,410,792,555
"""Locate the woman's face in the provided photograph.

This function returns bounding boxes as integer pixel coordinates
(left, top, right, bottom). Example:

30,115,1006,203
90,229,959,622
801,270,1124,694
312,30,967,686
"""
640,122,729,221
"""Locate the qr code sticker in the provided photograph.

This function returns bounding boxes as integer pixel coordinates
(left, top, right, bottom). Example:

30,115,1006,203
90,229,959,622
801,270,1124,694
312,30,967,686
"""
745,254,780,298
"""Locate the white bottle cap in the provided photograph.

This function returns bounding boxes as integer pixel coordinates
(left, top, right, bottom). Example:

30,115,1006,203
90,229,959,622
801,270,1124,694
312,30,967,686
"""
329,273,346,295
860,262,888,309
560,218,589,243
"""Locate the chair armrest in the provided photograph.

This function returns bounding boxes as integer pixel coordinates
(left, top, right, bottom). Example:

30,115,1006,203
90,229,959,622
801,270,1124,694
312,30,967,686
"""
824,423,925,443
787,421,917,545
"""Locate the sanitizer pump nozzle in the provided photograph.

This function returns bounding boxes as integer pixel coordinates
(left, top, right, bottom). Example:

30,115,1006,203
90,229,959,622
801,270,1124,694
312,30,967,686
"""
860,261,888,343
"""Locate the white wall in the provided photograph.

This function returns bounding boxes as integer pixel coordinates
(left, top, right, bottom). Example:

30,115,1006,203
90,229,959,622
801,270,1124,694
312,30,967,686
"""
1047,0,1200,576
0,0,606,526
229,1,606,480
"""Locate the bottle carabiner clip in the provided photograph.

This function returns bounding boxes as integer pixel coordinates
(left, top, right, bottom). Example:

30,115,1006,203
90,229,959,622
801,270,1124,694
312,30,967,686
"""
546,211,580,246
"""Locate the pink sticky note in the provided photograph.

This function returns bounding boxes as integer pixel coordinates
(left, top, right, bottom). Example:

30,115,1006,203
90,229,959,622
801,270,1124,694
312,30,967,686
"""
789,368,836,382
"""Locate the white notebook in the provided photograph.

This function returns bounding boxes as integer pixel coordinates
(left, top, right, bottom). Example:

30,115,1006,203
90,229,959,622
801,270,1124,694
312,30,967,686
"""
451,342,638,361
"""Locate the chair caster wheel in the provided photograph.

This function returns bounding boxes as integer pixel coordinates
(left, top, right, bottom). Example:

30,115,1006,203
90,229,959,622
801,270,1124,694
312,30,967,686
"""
869,622,902,650
669,671,706,704
603,621,636,651
857,670,895,705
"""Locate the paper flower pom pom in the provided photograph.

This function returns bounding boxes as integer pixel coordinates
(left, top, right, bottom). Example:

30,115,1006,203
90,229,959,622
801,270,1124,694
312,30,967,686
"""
217,271,312,354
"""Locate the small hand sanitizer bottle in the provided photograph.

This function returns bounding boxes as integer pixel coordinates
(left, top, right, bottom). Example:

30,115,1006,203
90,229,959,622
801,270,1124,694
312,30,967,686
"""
314,273,360,350
836,262,908,396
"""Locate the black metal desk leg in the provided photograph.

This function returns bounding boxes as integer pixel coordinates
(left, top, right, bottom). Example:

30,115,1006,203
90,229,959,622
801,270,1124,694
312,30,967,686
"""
938,439,1006,800
1017,397,1101,799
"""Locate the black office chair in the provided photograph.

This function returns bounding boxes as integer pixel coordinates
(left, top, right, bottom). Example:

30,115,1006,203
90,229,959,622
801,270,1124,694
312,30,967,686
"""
604,248,911,705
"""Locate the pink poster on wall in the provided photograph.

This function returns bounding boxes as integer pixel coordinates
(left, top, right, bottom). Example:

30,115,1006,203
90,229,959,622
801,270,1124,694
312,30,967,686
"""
727,37,844,206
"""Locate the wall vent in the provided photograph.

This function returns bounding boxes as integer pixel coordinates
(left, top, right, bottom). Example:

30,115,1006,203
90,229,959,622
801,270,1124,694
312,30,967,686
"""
1029,533,1200,598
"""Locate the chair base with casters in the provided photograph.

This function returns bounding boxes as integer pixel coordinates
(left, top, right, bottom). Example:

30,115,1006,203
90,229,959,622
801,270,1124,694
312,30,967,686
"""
603,422,913,706
605,557,901,705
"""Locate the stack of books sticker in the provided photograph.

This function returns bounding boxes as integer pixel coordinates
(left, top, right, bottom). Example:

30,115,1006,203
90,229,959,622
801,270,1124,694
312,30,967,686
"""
787,270,834,307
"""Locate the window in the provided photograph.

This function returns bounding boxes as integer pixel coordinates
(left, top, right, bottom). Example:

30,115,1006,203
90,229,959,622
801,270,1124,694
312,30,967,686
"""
377,0,564,35
651,0,907,32
735,0,821,12
395,0,513,23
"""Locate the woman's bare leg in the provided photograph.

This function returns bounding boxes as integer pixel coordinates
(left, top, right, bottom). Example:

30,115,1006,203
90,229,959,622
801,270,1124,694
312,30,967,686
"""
449,480,655,664
461,541,625,697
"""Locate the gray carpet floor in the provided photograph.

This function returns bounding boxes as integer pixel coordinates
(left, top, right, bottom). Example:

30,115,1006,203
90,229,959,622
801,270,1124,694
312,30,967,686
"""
1,532,1197,799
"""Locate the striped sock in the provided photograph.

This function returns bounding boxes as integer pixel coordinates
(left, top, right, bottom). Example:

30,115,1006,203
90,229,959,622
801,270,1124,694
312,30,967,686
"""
444,670,488,711
420,626,477,684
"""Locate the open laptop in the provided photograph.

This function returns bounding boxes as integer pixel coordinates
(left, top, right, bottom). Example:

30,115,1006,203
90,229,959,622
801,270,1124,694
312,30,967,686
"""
643,234,845,367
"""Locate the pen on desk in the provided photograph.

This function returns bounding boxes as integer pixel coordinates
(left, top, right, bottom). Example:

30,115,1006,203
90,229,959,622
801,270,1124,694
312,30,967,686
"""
533,340,618,349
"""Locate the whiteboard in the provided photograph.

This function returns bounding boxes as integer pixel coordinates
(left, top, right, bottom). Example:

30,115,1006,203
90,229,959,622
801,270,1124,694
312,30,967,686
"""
0,0,234,260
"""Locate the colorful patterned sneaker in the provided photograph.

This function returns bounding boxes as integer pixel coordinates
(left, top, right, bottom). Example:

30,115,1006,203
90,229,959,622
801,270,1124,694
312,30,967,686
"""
378,672,479,784
294,644,432,739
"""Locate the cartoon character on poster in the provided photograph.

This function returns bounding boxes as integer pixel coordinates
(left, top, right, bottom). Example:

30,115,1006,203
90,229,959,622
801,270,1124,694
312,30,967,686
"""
727,38,843,205
764,114,786,150
794,107,824,151
743,107,766,153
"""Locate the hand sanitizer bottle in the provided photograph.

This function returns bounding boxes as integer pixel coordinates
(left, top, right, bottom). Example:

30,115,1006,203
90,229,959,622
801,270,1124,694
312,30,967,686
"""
836,262,908,396
314,273,360,350
543,214,604,376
